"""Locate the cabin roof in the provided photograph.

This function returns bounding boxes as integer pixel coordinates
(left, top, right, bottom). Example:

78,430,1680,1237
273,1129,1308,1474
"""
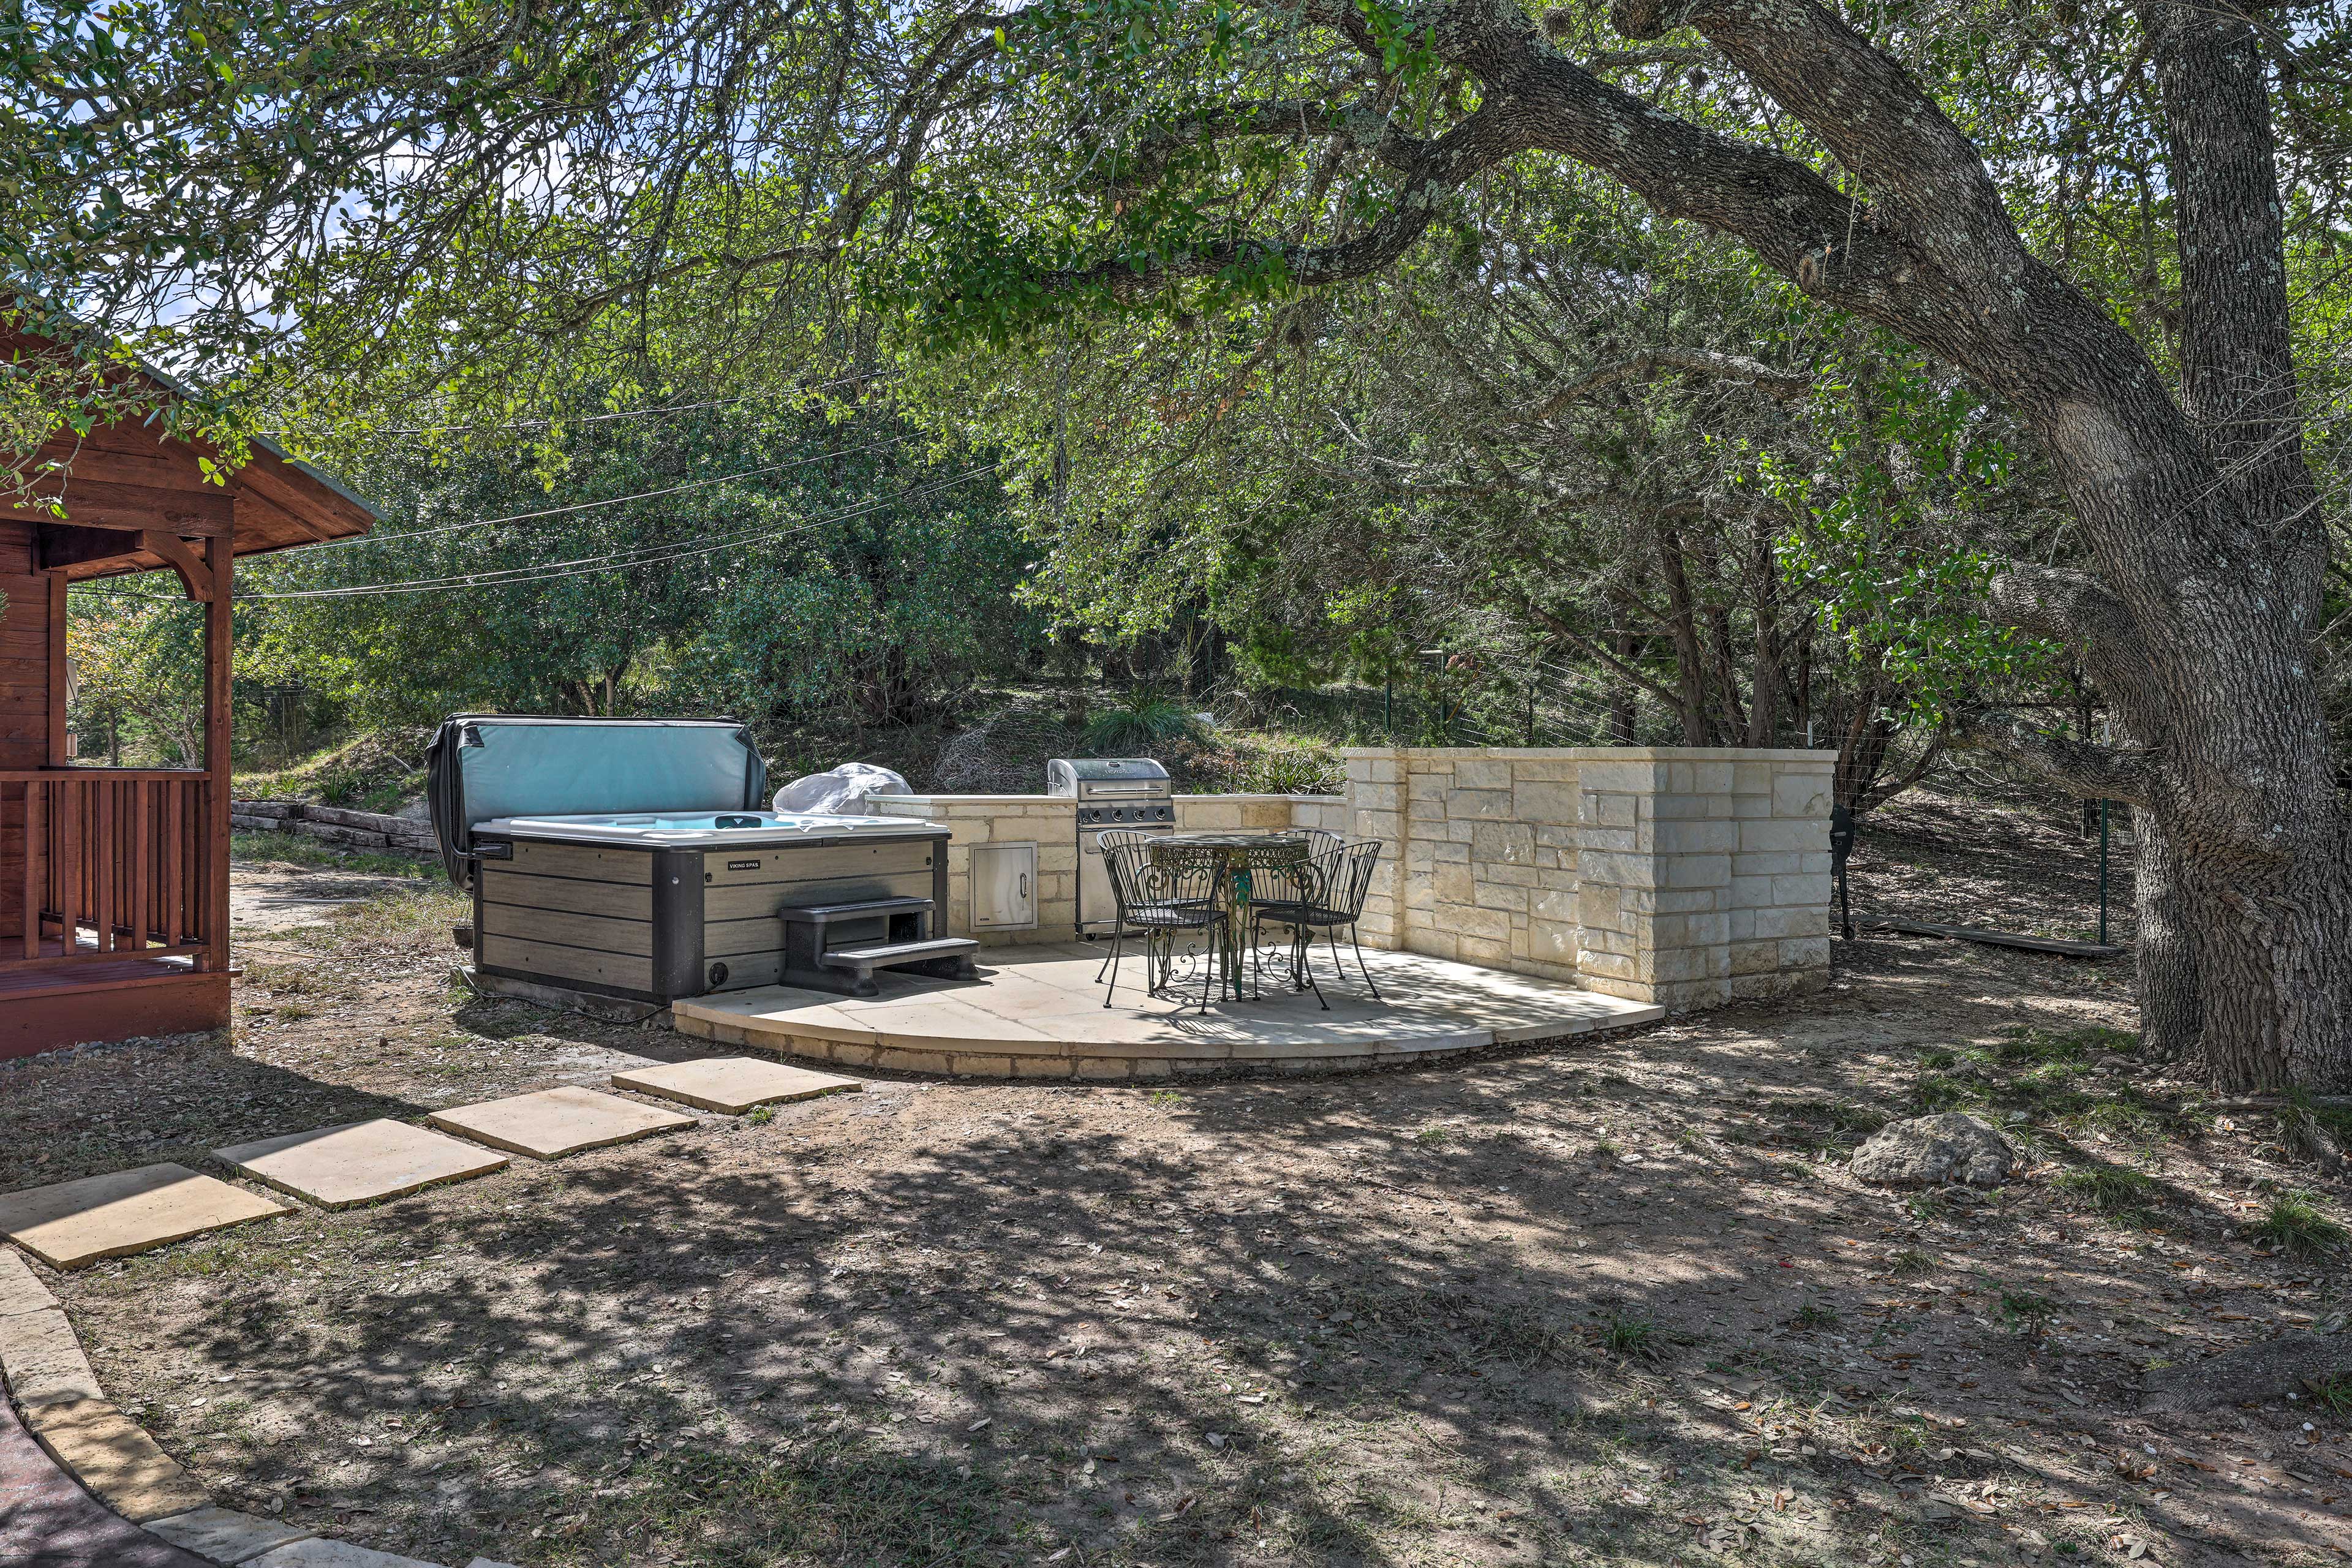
6,322,377,581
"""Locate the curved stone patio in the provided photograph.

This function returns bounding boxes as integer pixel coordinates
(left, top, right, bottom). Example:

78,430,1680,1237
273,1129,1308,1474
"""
669,941,1664,1077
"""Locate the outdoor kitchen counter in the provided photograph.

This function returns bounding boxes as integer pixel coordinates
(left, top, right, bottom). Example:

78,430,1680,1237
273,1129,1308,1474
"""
865,793,1346,946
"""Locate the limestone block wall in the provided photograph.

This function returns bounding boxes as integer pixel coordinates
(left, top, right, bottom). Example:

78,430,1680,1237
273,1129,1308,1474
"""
1287,794,1350,835
1171,794,1298,833
1571,750,1833,1008
1338,748,1584,984
872,750,1829,1005
866,794,1077,945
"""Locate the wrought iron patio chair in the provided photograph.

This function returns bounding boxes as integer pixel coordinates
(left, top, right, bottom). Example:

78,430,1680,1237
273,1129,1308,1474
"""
1235,835,1319,995
1091,828,1161,982
1247,839,1384,1009
1100,840,1226,1012
1292,827,1343,856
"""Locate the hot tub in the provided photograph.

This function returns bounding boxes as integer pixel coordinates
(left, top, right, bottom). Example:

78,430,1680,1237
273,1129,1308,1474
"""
484,810,944,846
429,718,954,1003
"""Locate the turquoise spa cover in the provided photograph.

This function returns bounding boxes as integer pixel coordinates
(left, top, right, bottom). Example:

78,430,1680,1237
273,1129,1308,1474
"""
425,715,769,884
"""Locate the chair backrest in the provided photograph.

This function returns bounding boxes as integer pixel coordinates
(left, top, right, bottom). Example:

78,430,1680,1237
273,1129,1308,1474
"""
1240,834,1315,906
1093,827,1157,859
1335,839,1383,919
1105,839,1223,913
1294,838,1381,921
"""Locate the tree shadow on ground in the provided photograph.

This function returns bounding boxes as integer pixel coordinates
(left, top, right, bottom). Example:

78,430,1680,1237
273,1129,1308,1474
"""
56,978,2334,1568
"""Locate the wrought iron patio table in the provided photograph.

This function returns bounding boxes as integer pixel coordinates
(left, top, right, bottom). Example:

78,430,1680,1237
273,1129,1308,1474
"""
1147,831,1314,1001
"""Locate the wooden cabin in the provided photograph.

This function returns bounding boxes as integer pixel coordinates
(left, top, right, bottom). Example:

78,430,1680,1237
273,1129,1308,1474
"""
2,339,374,1059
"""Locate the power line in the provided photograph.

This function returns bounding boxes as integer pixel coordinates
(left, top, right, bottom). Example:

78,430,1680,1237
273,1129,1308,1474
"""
300,435,905,552
266,367,896,439
77,464,1000,605
233,465,1001,600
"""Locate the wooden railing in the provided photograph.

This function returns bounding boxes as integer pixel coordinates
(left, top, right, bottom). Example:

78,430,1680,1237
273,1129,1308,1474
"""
1,769,214,965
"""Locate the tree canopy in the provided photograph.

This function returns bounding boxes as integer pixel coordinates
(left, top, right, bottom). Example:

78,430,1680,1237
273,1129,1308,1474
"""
11,0,2351,1085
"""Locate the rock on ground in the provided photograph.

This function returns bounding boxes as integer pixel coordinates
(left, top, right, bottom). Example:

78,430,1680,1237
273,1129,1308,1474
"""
1850,1112,2015,1188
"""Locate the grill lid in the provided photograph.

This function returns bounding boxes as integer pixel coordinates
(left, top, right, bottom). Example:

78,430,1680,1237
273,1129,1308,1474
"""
1046,757,1172,797
426,715,768,884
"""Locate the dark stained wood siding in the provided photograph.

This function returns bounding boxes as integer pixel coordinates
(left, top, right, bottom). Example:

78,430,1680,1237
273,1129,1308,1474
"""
0,519,51,941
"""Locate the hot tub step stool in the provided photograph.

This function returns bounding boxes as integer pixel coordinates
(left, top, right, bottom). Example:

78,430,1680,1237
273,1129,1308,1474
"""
779,897,980,997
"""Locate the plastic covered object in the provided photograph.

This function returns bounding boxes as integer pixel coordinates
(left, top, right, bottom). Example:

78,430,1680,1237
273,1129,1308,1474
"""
772,762,914,815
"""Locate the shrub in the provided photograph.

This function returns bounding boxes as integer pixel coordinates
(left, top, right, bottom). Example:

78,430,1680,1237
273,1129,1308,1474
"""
1082,691,1199,753
2051,1164,2164,1219
1602,1314,1659,1360
2246,1192,2349,1257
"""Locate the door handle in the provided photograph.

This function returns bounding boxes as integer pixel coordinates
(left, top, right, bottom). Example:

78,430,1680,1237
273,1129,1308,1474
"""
1019,872,1030,899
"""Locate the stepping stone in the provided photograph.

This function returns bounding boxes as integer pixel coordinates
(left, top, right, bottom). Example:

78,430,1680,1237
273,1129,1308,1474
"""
0,1394,216,1567
24,1398,211,1522
0,1246,56,1317
610,1057,862,1115
216,1121,508,1210
425,1087,695,1161
247,1538,448,1567
0,1166,288,1271
149,1506,318,1564
0,1306,103,1408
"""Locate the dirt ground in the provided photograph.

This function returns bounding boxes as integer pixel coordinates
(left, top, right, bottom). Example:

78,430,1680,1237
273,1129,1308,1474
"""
4,799,2348,1568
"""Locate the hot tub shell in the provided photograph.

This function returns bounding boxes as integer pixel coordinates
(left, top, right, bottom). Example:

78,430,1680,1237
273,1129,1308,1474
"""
470,812,951,1002
429,717,952,1004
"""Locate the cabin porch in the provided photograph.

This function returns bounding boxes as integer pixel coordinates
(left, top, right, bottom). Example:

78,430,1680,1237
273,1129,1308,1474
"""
1,333,375,1058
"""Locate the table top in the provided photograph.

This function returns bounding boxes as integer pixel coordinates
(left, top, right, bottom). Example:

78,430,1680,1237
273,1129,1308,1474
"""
1156,831,1310,850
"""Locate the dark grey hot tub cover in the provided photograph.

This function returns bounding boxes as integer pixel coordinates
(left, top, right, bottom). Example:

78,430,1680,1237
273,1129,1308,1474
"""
426,714,768,884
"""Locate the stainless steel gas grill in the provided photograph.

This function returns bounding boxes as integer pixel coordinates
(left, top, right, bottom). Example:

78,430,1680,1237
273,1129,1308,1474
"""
1047,757,1174,937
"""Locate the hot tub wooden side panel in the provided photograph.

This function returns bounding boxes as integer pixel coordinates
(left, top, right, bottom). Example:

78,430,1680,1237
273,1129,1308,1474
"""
473,838,674,1002
480,902,655,956
508,839,655,883
705,872,932,953
477,933,657,993
480,865,655,921
469,826,954,1004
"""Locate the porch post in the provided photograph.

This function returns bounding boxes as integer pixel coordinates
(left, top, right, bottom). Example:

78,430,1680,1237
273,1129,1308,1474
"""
46,573,67,764
202,532,232,971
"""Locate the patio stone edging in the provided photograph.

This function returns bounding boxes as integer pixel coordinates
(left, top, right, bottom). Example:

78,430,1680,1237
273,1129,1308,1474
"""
0,1250,519,1566
0,1060,851,1567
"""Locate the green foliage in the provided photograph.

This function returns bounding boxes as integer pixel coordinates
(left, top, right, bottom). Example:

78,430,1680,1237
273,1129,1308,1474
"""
230,401,1047,758
1999,1289,2060,1331
1213,737,1343,795
1080,690,1199,753
2306,1374,2352,1417
1760,353,2064,728
2050,1164,2164,1221
1601,1314,1659,1361
2245,1193,2348,1258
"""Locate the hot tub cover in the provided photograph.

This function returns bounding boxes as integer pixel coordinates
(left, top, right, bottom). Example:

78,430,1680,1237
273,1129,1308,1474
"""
426,715,769,883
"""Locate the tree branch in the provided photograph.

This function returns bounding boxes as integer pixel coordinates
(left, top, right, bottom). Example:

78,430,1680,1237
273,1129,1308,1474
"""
1530,347,1809,419
1614,0,2028,322
1521,597,1693,713
1106,101,1422,197
1954,710,2158,805
1987,564,2139,652
1034,103,1524,300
